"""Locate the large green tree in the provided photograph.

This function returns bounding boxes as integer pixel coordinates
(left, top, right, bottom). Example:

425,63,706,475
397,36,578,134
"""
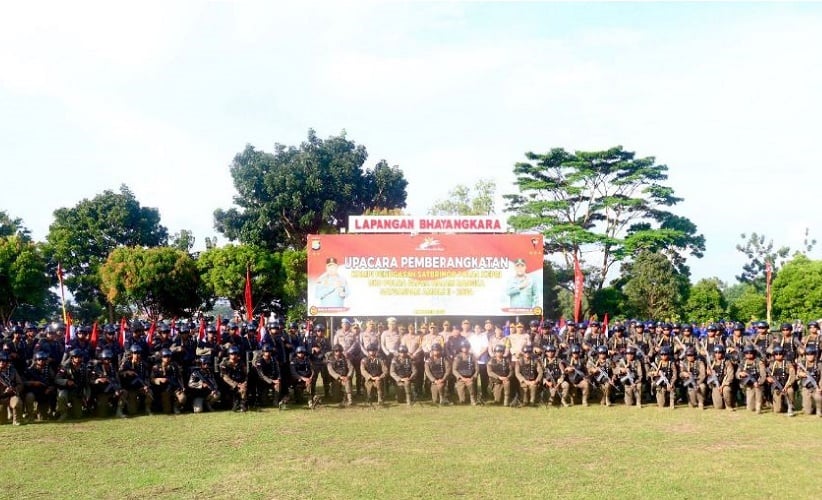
0,235,49,325
214,130,408,249
726,284,766,323
622,250,683,320
99,246,201,319
772,254,822,322
0,211,31,241
428,179,496,216
684,278,727,323
504,146,704,290
45,185,168,320
735,232,791,292
197,244,306,318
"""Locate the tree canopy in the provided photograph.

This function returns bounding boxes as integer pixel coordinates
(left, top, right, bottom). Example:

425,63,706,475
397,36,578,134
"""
772,254,822,323
428,179,496,216
622,250,683,320
504,146,704,290
0,235,48,325
214,130,408,250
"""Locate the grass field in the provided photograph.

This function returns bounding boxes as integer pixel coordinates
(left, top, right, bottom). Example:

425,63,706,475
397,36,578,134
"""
2,400,821,499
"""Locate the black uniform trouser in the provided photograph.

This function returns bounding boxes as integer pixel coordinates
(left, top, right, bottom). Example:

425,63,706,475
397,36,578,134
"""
478,364,489,398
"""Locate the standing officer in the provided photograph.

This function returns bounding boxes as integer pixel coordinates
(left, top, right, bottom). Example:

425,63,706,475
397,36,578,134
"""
360,344,387,405
390,345,417,406
424,343,450,406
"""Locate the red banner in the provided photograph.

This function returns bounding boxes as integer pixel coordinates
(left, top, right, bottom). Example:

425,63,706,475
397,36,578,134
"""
573,254,584,324
244,266,253,321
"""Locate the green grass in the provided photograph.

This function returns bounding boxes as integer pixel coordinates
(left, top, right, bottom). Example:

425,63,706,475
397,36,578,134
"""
2,401,820,499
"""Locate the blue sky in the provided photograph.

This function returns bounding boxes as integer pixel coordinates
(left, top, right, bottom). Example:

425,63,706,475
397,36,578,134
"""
2,2,821,285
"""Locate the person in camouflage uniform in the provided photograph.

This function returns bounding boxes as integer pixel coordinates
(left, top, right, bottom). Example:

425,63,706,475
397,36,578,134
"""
424,343,450,406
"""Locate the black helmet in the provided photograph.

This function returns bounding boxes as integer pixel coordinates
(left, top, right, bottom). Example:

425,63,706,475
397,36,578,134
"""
161,348,173,358
809,321,820,328
682,325,693,333
295,346,307,354
685,347,697,357
806,345,818,355
288,322,298,329
397,345,409,354
707,324,719,332
772,345,784,355
546,344,557,352
713,345,725,354
12,325,24,335
314,323,326,332
178,324,191,334
366,344,378,352
332,344,344,352
70,348,84,357
780,322,792,331
78,325,91,335
596,345,608,355
431,343,442,352
100,349,114,360
0,352,9,361
660,346,673,355
34,351,49,360
755,321,769,330
131,320,145,332
261,344,273,352
742,344,756,354
228,346,241,355
522,344,533,354
200,355,212,364
493,344,505,353
625,346,637,355
129,344,142,354
460,340,470,350
103,324,116,335
159,323,172,333
570,344,581,354
206,325,217,334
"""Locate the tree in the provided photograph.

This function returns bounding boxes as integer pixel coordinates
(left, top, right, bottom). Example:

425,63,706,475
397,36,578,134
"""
428,179,496,216
45,185,168,320
0,235,48,325
0,211,31,241
170,229,195,253
99,247,201,319
541,261,561,319
197,244,306,318
504,146,703,290
622,251,682,320
684,278,727,323
588,286,627,319
214,130,408,250
727,284,766,323
735,233,791,292
771,254,822,322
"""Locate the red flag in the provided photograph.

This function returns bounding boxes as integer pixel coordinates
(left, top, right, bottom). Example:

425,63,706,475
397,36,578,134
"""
119,317,126,348
146,321,156,347
64,312,73,346
573,254,584,323
603,313,609,336
244,266,253,321
90,322,99,350
198,319,206,343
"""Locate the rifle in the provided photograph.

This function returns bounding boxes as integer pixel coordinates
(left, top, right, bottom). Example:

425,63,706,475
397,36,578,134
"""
595,366,615,387
705,362,720,388
739,370,757,387
0,370,19,397
650,362,671,388
797,364,820,391
771,378,795,416
681,371,696,389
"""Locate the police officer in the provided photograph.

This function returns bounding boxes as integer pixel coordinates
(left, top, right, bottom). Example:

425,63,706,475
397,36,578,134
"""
516,344,544,406
650,346,678,409
736,344,766,413
254,344,282,408
390,345,417,406
119,344,154,416
188,355,221,413
151,348,187,415
424,343,450,406
327,344,354,406
55,348,90,420
0,351,24,425
587,345,615,406
616,346,644,407
221,346,249,412
451,340,478,405
90,349,125,418
487,344,512,406
360,344,387,405
562,344,590,407
289,346,315,407
541,345,566,407
796,345,822,416
23,350,56,422
707,345,735,410
767,345,796,416
678,347,706,409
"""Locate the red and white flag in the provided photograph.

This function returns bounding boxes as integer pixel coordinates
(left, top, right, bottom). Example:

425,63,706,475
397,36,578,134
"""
573,254,584,324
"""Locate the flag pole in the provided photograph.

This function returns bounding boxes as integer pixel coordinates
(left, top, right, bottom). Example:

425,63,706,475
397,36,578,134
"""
57,263,68,324
765,260,773,325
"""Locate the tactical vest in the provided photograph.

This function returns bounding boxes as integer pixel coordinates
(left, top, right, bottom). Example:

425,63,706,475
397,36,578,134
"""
455,354,475,377
27,366,52,385
222,361,246,383
292,358,312,377
741,360,758,381
428,357,447,379
256,357,280,379
802,362,819,382
394,357,413,378
659,361,674,379
331,357,350,377
544,358,561,379
596,360,612,377
712,361,725,381
771,361,789,385
363,358,383,377
520,358,538,380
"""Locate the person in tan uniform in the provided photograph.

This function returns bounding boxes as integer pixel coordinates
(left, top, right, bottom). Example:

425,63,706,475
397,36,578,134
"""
541,345,566,407
327,344,354,406
796,345,822,416
678,347,706,409
515,345,543,406
487,344,512,406
588,345,616,406
451,341,478,405
390,345,417,405
707,345,735,410
487,326,510,358
736,345,767,413
360,344,387,405
616,346,644,407
650,346,678,409
0,352,24,425
766,345,796,416
562,344,590,407
424,344,450,405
